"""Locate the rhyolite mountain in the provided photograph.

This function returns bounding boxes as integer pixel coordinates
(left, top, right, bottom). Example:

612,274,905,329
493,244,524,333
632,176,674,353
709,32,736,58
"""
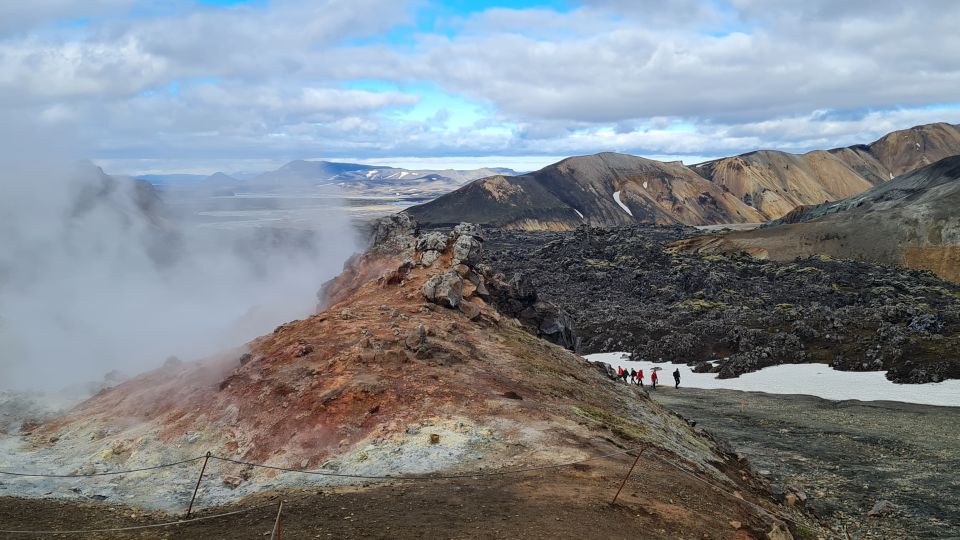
406,122,960,230
408,152,766,229
672,155,960,282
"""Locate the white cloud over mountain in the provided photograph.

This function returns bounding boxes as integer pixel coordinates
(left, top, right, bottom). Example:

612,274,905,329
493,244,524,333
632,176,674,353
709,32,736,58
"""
2,0,959,172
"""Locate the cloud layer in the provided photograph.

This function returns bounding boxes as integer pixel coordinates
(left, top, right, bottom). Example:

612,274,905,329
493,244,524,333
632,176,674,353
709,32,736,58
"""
2,0,959,172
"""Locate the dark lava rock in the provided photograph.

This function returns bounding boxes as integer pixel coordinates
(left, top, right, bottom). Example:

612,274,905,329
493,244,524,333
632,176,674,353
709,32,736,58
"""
867,499,896,517
483,225,960,383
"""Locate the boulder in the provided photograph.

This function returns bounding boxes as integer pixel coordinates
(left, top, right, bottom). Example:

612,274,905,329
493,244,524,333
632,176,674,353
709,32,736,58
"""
452,222,484,240
591,361,618,380
369,213,418,252
416,231,449,252
458,300,481,321
867,499,895,517
692,361,713,373
909,313,943,334
422,270,464,308
420,249,441,267
451,234,483,266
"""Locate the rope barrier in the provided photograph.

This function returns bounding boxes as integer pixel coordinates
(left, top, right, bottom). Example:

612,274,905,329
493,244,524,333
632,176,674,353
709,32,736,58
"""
0,497,280,535
0,444,803,534
0,445,647,535
209,444,646,480
0,455,206,478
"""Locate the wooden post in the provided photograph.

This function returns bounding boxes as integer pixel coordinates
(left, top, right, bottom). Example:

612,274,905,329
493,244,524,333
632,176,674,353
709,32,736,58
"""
270,499,284,540
186,451,212,518
611,446,648,506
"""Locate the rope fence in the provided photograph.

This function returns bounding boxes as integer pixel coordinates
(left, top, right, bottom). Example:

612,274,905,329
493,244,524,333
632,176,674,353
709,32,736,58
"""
0,443,798,535
0,456,205,478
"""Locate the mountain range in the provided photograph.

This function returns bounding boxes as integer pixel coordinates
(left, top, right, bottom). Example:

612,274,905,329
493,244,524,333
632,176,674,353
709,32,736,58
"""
672,154,960,282
406,122,960,230
140,161,518,200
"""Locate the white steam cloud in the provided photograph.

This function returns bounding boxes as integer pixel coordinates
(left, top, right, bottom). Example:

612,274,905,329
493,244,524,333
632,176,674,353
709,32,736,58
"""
0,120,361,391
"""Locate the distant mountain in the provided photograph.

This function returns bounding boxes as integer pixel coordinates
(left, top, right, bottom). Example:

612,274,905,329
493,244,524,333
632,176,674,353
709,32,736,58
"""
139,161,518,201
136,173,208,184
249,160,515,187
205,172,239,184
672,155,960,282
406,122,960,230
250,160,379,186
407,152,763,230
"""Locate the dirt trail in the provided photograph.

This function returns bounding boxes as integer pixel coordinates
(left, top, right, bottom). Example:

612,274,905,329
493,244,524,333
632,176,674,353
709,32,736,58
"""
0,457,787,539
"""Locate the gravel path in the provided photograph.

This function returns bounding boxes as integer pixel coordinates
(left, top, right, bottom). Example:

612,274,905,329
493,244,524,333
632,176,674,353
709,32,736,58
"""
651,387,960,539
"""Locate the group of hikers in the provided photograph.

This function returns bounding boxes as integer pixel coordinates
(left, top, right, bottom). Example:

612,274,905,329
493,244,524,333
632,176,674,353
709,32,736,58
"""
615,366,681,389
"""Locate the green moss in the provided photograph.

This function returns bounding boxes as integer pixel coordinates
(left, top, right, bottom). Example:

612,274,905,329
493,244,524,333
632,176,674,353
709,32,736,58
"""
792,524,818,539
573,405,648,441
775,303,794,311
923,285,960,300
676,299,729,310
871,286,896,295
584,258,614,269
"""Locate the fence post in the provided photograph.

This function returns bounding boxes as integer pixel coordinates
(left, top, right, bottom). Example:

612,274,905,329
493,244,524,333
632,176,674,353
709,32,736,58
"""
611,446,647,506
270,499,284,540
186,451,212,518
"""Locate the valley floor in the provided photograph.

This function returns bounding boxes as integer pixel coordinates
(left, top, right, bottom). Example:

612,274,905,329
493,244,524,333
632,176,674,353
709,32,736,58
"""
649,387,960,539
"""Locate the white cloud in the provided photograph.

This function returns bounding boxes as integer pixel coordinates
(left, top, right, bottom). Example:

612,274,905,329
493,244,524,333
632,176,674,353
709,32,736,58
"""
1,0,959,172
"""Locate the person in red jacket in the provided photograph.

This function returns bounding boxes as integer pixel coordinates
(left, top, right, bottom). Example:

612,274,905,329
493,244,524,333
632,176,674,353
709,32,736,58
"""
617,366,624,381
651,370,658,389
637,369,644,387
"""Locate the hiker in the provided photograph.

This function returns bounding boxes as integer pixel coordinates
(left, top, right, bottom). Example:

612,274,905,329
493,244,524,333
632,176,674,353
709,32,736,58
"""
651,370,658,389
673,368,681,389
637,368,644,387
629,368,637,384
617,366,624,381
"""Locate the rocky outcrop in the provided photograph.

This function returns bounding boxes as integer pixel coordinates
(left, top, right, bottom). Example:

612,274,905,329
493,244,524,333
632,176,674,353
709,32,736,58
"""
412,223,578,350
368,212,419,252
406,123,960,230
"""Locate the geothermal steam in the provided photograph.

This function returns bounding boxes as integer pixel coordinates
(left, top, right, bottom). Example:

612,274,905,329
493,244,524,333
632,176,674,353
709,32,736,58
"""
0,149,360,391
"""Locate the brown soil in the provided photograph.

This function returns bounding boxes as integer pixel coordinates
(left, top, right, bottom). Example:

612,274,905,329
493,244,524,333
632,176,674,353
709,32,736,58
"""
0,457,789,539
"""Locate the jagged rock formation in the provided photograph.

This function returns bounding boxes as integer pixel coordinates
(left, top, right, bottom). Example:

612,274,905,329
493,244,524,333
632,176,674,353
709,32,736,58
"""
673,155,960,283
486,226,960,383
406,123,960,230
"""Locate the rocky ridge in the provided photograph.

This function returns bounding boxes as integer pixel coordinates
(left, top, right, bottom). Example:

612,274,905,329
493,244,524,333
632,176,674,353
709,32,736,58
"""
0,220,815,538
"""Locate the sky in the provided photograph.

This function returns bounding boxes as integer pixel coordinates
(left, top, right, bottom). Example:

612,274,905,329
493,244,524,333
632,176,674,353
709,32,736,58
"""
3,0,960,174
